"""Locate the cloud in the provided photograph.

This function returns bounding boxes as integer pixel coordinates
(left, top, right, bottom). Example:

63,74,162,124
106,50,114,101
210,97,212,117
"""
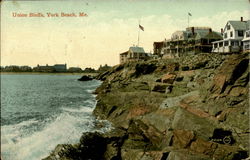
1,5,249,68
190,10,249,31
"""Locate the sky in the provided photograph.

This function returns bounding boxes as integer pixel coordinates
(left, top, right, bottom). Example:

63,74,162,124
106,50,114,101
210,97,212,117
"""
1,0,249,69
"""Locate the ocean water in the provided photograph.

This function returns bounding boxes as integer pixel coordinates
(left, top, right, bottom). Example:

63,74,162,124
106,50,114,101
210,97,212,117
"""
1,74,111,160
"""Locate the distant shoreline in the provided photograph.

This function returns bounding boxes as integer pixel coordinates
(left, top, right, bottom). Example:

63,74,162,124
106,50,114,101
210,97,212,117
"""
0,72,98,76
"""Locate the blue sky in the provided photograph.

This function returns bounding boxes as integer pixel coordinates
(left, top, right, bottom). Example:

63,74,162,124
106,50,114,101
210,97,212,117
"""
1,0,249,68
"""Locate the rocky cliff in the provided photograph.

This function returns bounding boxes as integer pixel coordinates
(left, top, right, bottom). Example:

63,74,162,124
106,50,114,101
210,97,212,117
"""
44,53,249,160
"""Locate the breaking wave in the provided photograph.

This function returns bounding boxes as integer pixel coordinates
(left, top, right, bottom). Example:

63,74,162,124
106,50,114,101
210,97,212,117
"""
1,75,110,160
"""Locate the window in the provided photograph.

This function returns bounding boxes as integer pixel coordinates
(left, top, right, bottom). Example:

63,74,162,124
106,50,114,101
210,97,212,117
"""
235,41,239,46
202,39,208,44
230,31,233,37
245,44,249,50
246,31,250,38
219,42,223,47
134,53,137,57
227,24,231,30
238,30,244,37
224,41,229,46
224,33,227,38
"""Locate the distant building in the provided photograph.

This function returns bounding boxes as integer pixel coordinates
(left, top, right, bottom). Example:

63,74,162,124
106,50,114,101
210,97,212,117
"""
212,17,249,53
83,67,97,73
3,65,21,72
120,51,129,64
1,65,32,72
33,64,67,72
98,64,112,72
163,26,222,58
153,41,164,56
54,64,67,72
19,66,32,72
119,46,149,64
33,64,55,72
68,67,82,73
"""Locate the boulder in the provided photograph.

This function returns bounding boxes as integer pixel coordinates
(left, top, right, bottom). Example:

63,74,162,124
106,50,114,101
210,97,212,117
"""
141,109,175,133
213,146,248,160
140,151,169,160
190,138,217,156
161,73,177,84
121,149,145,160
181,66,190,71
209,54,248,95
78,132,107,159
210,74,227,94
228,86,247,97
134,62,157,77
172,129,195,148
160,91,199,108
166,62,179,72
191,60,208,70
43,132,107,160
172,108,218,140
77,75,93,81
167,150,213,160
103,142,120,159
152,84,168,93
175,76,184,82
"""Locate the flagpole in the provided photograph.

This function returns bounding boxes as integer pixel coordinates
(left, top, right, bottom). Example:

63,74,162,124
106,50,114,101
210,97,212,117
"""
137,19,140,47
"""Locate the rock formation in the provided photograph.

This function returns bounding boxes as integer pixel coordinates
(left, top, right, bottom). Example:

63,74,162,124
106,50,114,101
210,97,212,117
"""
44,53,249,160
77,75,93,81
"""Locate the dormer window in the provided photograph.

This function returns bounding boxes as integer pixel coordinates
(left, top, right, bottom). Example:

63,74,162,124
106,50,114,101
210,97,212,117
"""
230,31,233,37
227,24,231,30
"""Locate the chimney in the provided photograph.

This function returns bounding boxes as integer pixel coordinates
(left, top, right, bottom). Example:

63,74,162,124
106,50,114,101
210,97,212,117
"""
209,28,212,33
221,28,223,35
241,17,243,22
191,27,195,35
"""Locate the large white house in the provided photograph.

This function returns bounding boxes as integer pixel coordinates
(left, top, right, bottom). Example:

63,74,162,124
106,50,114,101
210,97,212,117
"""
212,17,250,53
242,28,250,53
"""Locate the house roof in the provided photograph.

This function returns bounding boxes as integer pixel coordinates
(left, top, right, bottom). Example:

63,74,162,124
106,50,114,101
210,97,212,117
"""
247,20,250,29
195,31,222,40
227,20,250,30
153,41,164,45
54,64,66,66
129,46,145,53
120,51,128,55
153,41,164,48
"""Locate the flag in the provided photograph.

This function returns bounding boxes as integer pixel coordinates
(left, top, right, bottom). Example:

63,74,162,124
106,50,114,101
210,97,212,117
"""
188,12,192,16
139,24,144,31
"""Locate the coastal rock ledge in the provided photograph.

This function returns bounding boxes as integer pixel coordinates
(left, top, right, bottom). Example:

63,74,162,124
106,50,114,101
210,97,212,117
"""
44,53,249,160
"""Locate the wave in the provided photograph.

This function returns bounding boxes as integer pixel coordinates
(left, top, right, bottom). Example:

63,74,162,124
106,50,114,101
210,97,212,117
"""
1,104,112,160
61,106,93,113
1,111,98,160
1,78,107,160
